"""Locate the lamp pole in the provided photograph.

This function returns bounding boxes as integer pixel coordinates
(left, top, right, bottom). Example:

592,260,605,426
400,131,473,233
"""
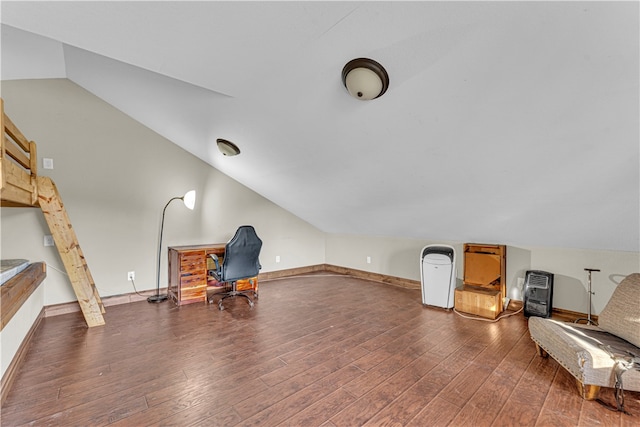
148,191,196,303
574,268,600,325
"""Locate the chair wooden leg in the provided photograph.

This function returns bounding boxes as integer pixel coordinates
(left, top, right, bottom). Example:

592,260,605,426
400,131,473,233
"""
535,343,548,358
576,380,600,400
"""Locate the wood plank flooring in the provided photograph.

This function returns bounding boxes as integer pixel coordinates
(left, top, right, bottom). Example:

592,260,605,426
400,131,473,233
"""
2,274,639,426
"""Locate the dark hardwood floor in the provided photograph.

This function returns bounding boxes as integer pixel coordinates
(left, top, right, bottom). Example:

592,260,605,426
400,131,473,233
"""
2,274,639,426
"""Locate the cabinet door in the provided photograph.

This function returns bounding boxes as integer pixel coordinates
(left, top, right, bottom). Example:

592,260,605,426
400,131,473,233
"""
464,252,501,286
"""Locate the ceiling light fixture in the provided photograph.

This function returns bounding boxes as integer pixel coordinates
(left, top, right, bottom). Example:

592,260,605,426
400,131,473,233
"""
217,138,241,156
342,58,389,101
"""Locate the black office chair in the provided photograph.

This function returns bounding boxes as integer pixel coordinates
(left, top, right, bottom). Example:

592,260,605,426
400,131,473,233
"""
208,225,262,310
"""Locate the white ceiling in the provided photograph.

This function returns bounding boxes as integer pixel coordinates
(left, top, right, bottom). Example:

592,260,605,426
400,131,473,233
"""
2,1,639,252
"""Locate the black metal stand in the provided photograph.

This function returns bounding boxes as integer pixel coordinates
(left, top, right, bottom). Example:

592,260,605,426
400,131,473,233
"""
574,268,600,325
147,196,181,304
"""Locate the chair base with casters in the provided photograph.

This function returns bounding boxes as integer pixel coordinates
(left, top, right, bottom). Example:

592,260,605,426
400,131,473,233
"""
208,278,257,310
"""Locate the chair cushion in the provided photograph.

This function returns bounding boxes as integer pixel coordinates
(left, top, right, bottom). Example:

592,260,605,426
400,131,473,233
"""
597,273,640,348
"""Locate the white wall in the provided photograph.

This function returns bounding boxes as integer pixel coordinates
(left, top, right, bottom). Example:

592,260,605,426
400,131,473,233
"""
326,233,465,284
326,233,640,314
0,284,44,379
0,79,326,307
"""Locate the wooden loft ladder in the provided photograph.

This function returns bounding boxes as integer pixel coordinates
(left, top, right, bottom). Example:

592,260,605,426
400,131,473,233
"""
37,177,105,327
1,98,105,327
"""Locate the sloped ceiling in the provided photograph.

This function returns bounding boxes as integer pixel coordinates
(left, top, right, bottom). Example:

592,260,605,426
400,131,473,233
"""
2,1,638,252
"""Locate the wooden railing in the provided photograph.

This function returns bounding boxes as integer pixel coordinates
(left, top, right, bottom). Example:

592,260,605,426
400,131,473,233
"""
1,98,39,207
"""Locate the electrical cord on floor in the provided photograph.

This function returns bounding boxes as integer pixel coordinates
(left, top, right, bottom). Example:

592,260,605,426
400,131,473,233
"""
293,274,528,322
46,261,111,294
47,261,153,297
130,277,153,297
259,275,529,325
453,305,524,322
262,274,526,323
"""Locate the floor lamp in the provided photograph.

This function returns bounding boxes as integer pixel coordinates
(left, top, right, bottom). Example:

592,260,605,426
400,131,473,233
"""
574,268,600,325
148,190,197,303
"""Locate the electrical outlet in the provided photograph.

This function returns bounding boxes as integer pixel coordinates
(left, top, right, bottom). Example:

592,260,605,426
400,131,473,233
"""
127,271,135,281
366,256,372,264
275,255,281,263
43,235,54,246
43,158,54,169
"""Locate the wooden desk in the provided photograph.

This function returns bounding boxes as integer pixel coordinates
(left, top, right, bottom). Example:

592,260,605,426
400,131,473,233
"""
168,244,224,305
167,244,258,305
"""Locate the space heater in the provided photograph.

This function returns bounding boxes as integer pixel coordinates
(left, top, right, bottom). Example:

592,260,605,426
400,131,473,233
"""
523,270,554,318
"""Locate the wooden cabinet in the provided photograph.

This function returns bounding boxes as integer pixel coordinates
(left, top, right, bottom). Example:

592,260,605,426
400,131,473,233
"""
454,243,506,319
168,243,259,306
454,287,502,319
168,244,225,305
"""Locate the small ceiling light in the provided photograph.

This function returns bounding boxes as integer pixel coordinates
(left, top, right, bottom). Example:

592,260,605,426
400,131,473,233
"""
342,58,389,100
217,138,241,156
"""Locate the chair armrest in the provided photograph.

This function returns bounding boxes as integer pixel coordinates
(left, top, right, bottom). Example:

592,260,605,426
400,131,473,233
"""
208,253,220,270
208,254,222,281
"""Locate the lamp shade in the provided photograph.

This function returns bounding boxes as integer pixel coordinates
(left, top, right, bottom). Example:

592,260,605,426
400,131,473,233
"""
342,58,389,100
182,190,196,210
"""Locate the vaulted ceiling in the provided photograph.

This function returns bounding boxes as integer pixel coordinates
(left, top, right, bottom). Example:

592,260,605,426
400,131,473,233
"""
2,1,638,252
